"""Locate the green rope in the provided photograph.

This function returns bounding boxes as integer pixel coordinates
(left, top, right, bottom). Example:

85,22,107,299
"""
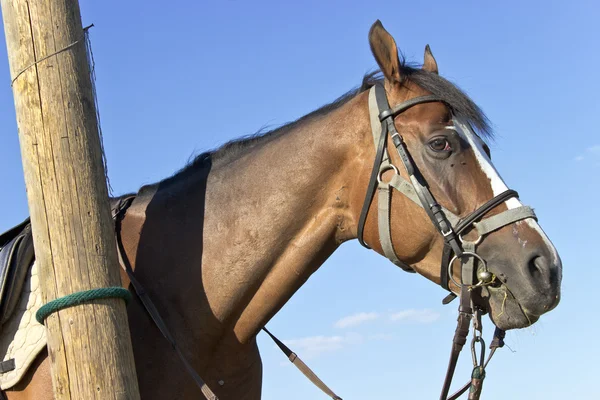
36,287,132,324
471,366,486,380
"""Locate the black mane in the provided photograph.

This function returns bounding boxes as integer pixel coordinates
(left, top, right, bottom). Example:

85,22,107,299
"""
165,61,492,183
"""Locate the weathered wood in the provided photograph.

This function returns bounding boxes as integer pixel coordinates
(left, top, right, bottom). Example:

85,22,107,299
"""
1,0,140,398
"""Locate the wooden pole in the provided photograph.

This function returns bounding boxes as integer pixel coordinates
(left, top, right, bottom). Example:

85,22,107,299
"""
1,1,140,398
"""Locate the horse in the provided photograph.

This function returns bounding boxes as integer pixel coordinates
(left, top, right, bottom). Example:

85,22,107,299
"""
5,20,561,400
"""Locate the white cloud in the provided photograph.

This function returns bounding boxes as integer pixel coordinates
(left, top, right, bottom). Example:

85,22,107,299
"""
575,144,600,162
334,312,379,329
281,333,362,359
389,308,440,324
588,145,600,154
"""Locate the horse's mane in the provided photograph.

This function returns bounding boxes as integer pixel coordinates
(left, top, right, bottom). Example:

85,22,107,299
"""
163,59,492,184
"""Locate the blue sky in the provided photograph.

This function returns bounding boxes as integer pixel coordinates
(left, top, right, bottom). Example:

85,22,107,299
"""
0,1,598,399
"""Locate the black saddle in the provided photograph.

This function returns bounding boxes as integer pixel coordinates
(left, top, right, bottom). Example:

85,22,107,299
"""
0,218,35,328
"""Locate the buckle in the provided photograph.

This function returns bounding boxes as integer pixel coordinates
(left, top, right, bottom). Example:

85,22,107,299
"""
441,226,454,237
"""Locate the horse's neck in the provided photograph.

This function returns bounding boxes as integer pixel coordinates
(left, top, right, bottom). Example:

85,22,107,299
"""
124,92,372,344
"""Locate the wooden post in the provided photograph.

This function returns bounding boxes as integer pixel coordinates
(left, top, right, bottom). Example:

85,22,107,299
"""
1,1,140,399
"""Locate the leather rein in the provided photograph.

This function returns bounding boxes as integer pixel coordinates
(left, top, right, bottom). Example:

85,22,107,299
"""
357,84,538,399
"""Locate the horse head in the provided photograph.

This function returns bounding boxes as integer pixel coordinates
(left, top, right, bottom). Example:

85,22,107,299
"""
355,21,561,331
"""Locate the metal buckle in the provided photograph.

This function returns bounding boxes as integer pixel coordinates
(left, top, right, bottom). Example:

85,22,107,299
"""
441,225,454,237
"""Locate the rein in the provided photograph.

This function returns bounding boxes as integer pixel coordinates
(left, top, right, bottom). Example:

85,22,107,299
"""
358,84,537,399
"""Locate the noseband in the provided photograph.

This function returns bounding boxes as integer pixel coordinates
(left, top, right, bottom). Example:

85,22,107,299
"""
358,84,537,399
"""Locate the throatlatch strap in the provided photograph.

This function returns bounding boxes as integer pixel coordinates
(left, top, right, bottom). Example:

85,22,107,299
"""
368,82,391,167
370,87,415,272
378,182,409,270
357,90,391,248
263,327,342,400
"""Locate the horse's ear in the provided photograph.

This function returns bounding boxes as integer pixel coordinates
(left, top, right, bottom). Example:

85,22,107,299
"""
423,44,438,74
368,20,402,84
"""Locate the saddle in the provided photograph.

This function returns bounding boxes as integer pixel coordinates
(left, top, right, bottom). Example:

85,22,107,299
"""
0,218,34,329
0,197,131,330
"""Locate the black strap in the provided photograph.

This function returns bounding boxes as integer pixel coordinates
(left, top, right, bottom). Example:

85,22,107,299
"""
262,327,342,400
386,94,446,119
357,119,389,248
439,286,473,400
0,359,15,374
453,190,519,235
114,198,219,400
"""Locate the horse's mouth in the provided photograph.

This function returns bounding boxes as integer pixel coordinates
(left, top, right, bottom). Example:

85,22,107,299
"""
475,284,538,330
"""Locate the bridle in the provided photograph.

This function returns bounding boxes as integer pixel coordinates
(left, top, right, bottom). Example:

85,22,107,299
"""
357,84,538,399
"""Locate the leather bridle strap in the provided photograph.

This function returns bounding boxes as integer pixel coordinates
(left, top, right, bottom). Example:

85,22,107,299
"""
113,197,219,400
357,86,450,255
357,95,392,249
453,190,519,235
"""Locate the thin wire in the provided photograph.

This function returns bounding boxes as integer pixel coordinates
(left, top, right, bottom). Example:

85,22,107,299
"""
10,24,93,87
84,25,112,195
10,24,112,195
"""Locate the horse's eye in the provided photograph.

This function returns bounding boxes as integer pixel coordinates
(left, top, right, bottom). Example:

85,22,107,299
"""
429,137,452,152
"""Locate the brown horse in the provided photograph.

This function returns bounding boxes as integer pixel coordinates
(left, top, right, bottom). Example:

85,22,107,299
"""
6,20,561,400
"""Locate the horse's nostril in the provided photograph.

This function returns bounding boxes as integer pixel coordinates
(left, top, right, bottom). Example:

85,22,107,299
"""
528,255,549,284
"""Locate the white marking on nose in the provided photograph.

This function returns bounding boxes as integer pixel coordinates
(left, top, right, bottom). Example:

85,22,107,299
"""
452,118,560,267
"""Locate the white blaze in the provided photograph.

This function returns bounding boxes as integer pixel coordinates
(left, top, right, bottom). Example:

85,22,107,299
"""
451,118,560,265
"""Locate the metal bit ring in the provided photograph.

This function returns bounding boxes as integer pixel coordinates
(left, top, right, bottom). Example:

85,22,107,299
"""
448,252,488,288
